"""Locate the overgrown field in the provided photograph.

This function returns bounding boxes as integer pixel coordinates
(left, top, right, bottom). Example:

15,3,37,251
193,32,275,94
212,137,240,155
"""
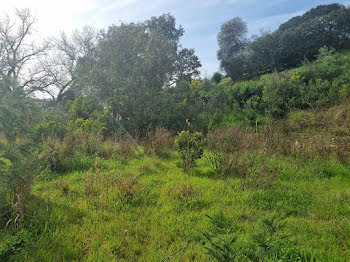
2,105,350,261
1,4,350,261
15,150,350,261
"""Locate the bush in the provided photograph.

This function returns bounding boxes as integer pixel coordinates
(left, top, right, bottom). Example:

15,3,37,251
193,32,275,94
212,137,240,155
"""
39,137,73,172
203,212,319,262
32,120,66,141
262,72,301,118
0,140,36,231
0,230,31,261
206,127,259,178
174,131,203,171
144,128,174,158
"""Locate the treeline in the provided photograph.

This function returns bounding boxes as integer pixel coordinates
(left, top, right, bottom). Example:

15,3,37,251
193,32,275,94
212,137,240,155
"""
218,3,350,80
1,4,350,140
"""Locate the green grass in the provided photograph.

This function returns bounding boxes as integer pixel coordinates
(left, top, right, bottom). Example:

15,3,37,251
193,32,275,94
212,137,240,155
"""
2,151,349,261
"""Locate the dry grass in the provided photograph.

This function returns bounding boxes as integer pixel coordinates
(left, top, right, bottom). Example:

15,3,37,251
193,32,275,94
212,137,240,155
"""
143,128,174,158
168,184,195,200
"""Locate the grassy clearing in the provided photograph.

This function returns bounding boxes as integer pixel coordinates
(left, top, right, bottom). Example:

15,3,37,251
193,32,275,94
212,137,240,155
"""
5,149,349,261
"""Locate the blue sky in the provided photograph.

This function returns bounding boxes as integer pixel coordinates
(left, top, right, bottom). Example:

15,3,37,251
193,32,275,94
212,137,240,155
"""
2,0,350,76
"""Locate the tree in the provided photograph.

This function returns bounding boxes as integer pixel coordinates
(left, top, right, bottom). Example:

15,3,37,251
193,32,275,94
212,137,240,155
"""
217,17,248,73
0,77,38,140
33,26,97,102
0,9,46,93
220,4,350,81
211,72,224,84
145,14,200,85
145,13,184,47
77,14,201,134
76,22,175,133
278,3,342,31
172,48,201,84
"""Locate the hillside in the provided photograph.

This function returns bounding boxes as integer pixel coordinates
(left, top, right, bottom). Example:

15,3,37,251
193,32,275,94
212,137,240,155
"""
1,4,350,261
1,103,349,261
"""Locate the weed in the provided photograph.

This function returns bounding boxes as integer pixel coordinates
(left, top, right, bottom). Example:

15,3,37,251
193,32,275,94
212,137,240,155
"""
174,131,203,172
0,230,31,261
55,179,70,195
144,128,174,158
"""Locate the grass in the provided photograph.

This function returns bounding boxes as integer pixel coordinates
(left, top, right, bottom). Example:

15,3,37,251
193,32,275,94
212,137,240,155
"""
2,149,348,261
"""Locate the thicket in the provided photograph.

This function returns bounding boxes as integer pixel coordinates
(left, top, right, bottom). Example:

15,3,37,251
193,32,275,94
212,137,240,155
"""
218,4,350,80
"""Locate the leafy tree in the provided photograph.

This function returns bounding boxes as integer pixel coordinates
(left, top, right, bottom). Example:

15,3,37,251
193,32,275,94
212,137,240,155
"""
145,13,184,47
172,48,201,84
217,17,248,75
77,14,201,134
211,72,224,84
220,4,350,80
278,3,343,31
0,77,38,140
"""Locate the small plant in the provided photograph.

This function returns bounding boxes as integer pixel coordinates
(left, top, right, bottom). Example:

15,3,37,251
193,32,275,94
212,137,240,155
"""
0,230,31,261
116,139,138,161
202,212,317,262
174,131,203,171
55,179,70,195
144,128,174,158
206,127,255,178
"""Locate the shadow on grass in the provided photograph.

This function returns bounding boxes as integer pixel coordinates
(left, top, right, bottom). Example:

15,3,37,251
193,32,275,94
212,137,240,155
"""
189,167,216,179
25,194,87,229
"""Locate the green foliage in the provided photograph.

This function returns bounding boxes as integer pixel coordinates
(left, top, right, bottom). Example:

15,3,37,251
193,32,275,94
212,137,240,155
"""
220,4,350,80
217,17,248,74
211,72,224,84
203,213,320,262
0,80,39,141
33,120,66,141
262,72,300,118
0,157,12,175
67,118,105,134
0,139,38,231
33,96,109,142
76,15,201,135
0,230,31,261
174,131,203,171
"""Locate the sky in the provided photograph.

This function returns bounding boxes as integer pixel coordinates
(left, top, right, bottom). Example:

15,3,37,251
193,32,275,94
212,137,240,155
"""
1,0,349,77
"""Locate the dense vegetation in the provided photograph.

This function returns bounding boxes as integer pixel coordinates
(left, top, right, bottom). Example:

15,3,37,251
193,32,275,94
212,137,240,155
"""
0,3,350,261
217,3,350,80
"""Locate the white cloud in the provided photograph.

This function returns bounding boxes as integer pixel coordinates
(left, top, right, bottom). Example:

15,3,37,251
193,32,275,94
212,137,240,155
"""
248,10,304,35
0,0,97,37
100,0,139,12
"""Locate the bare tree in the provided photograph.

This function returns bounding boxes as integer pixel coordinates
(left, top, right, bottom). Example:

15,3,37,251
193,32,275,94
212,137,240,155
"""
34,26,97,101
0,9,47,92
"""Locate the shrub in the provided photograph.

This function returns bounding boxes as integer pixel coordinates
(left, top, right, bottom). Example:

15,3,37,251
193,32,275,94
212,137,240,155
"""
0,230,31,261
32,120,66,141
0,140,36,231
206,127,258,178
261,72,301,118
67,118,105,134
39,137,73,172
144,128,174,158
203,212,318,262
174,131,203,171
